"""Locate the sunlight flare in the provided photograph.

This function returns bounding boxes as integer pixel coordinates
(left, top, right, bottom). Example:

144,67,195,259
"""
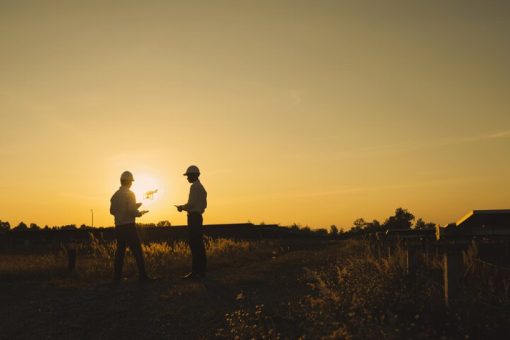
131,174,161,207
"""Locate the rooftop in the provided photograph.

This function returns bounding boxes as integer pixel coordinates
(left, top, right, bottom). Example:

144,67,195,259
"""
456,209,510,229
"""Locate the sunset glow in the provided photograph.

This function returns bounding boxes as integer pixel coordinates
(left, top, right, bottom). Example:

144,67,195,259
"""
1,0,509,229
131,174,161,204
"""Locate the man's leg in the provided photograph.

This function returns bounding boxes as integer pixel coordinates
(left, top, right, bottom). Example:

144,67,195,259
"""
126,224,148,279
195,214,206,276
195,235,206,276
188,213,206,276
114,226,127,280
188,229,199,275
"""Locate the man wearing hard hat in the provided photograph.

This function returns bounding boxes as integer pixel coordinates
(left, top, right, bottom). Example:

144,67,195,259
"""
176,165,208,279
110,171,151,282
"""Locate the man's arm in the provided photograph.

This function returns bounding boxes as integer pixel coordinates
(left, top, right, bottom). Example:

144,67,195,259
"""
180,184,198,212
110,194,118,216
127,192,145,217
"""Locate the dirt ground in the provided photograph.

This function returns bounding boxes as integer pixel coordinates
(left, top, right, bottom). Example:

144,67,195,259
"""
0,241,338,339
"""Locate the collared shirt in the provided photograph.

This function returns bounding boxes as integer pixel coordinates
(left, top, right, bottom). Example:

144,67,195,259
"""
182,179,207,214
110,186,141,226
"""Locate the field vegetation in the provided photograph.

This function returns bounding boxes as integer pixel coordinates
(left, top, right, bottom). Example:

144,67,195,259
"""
0,235,509,339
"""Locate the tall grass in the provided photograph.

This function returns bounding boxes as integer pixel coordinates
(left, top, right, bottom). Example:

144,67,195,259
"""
216,240,510,339
2,237,508,338
299,241,434,339
0,234,273,281
462,241,510,306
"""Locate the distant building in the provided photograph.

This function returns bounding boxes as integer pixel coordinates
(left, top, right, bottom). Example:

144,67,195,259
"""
439,209,510,238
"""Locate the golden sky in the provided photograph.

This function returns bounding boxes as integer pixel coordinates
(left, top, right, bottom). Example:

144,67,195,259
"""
1,0,509,229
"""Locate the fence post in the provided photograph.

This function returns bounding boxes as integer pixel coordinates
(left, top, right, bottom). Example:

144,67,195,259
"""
375,239,382,258
387,238,398,258
387,240,394,258
369,233,382,258
406,243,419,276
443,246,463,307
67,243,77,272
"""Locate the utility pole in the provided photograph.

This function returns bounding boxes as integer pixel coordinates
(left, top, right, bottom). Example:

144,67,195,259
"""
91,209,94,228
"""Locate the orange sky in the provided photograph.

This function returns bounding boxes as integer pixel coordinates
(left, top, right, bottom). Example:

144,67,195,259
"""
1,1,509,229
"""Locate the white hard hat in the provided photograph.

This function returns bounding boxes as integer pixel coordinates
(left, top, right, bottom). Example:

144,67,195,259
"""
120,171,135,181
183,165,200,176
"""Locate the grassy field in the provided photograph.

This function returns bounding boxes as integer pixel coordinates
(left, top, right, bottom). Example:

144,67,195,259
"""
0,237,509,339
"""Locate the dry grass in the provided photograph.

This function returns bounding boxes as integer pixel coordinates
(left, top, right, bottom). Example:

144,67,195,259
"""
217,240,510,339
0,235,279,281
1,238,509,339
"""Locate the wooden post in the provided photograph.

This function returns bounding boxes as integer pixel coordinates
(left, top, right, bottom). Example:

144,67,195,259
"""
387,241,393,258
424,239,432,264
369,234,381,258
67,244,77,272
386,238,398,258
374,240,381,259
406,244,418,276
443,247,463,307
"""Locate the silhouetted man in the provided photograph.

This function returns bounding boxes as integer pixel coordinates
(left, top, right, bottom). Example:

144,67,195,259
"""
110,170,150,282
176,165,208,279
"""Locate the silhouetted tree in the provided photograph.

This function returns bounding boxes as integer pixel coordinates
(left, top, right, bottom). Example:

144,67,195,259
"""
0,220,10,232
414,218,436,230
60,224,77,230
156,220,172,227
329,225,339,236
14,222,28,231
350,218,366,233
353,218,366,228
364,219,382,232
384,208,415,230
315,228,328,236
29,223,40,230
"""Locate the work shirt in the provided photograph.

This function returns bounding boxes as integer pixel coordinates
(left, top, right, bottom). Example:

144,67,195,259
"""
110,186,142,226
182,180,207,214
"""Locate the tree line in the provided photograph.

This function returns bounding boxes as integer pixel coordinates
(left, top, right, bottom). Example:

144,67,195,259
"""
0,207,435,237
327,207,436,237
263,207,435,238
0,220,174,232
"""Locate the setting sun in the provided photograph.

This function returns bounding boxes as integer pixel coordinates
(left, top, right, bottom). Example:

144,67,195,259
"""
131,174,161,206
116,170,183,225
1,0,509,230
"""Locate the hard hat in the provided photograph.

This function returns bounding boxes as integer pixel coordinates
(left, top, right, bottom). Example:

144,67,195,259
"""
183,165,200,176
120,171,135,181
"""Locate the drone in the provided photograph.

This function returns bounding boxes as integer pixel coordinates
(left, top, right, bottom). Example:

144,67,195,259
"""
145,189,159,200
